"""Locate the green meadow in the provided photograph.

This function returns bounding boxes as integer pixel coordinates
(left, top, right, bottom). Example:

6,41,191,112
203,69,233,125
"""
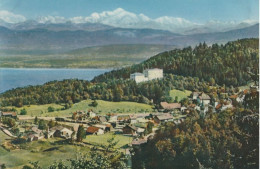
169,89,192,102
84,132,133,149
6,100,154,117
0,133,91,169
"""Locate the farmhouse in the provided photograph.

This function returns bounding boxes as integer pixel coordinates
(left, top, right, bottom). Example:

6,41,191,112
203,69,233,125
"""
122,124,137,135
86,126,104,135
51,126,74,139
0,112,17,119
26,134,44,142
117,115,131,124
87,110,96,118
93,124,112,132
191,92,211,105
199,93,211,105
153,114,173,124
191,92,201,100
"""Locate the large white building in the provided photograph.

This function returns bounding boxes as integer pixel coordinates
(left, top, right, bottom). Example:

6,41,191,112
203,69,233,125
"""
130,68,163,83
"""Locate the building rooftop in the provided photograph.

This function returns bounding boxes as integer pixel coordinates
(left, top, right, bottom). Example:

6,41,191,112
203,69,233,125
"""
125,124,138,131
144,68,163,71
160,102,181,110
86,126,100,133
199,93,211,100
132,139,147,145
131,73,144,76
155,114,173,121
2,112,17,117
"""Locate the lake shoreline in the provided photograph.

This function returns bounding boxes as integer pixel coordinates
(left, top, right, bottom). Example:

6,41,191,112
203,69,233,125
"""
0,67,114,70
0,68,110,93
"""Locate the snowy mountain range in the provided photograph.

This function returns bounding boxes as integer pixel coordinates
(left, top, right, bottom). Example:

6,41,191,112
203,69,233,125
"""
0,8,258,34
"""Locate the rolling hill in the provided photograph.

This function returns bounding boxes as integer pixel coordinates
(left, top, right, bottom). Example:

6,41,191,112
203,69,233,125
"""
0,24,258,68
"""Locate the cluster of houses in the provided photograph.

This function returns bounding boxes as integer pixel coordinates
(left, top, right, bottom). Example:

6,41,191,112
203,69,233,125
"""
22,125,75,142
158,88,255,117
0,86,255,148
0,108,185,143
130,68,163,83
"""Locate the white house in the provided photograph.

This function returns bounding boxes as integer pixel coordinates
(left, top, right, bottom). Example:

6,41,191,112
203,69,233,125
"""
130,68,163,83
130,73,148,83
87,110,97,118
60,128,74,139
192,92,211,105
143,68,163,80
200,93,211,105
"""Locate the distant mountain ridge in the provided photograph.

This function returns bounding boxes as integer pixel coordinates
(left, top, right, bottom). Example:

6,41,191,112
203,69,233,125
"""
0,8,258,34
0,24,258,52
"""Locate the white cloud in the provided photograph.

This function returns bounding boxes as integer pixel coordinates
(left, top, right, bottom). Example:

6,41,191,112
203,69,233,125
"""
68,8,201,33
37,16,66,24
70,8,151,26
67,8,258,33
0,10,26,23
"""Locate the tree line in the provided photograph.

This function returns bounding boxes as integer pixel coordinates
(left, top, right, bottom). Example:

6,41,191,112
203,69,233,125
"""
0,74,223,107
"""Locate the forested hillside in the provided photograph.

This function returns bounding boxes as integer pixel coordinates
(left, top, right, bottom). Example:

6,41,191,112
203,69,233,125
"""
0,74,214,107
93,38,259,86
0,39,258,107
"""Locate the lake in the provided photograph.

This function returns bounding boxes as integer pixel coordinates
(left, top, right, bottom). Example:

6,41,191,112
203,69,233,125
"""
0,68,110,93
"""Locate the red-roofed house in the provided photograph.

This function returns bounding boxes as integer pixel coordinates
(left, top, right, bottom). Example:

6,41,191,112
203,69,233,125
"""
86,126,104,135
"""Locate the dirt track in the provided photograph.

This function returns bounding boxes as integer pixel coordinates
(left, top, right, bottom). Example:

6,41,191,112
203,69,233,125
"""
18,116,55,121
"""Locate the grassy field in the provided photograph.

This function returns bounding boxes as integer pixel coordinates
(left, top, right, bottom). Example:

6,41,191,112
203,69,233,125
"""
10,104,64,116
0,130,11,144
169,89,192,102
6,100,154,117
0,134,91,169
84,132,133,149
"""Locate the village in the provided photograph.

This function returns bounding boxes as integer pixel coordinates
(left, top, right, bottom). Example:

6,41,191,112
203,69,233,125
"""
0,83,256,152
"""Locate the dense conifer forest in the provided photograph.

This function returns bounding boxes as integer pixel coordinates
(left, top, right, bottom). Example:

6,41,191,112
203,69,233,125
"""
93,38,259,87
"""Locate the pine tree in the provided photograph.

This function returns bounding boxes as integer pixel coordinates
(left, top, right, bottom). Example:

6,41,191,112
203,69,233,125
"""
76,125,86,142
34,116,38,124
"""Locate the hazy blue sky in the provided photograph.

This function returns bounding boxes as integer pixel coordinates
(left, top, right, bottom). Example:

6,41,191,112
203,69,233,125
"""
0,0,258,23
